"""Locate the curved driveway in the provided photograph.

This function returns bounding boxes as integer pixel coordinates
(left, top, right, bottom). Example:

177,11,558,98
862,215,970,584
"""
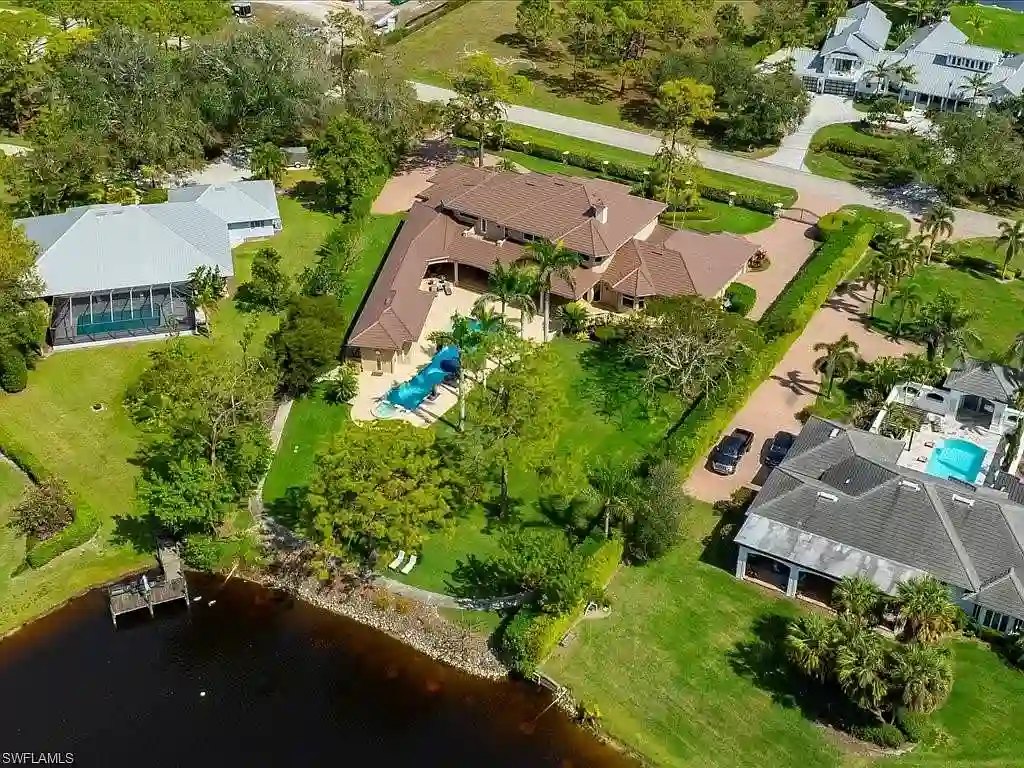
413,82,1005,239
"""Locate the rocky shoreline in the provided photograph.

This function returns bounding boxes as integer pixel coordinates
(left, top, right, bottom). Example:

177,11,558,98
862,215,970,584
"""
242,546,509,681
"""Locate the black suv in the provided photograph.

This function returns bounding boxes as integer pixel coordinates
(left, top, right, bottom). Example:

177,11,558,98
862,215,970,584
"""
710,429,754,475
764,431,796,467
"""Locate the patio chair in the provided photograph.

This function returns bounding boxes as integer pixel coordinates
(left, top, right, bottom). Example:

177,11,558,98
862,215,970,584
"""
388,551,406,570
400,554,418,574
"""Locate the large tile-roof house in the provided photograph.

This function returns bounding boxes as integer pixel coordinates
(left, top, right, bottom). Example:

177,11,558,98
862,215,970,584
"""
347,166,758,373
789,1,1024,109
17,181,281,348
735,415,1024,635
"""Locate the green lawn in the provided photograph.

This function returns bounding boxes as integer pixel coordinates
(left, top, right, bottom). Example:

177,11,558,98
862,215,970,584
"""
955,237,1020,277
838,204,911,235
0,131,32,148
661,201,775,235
0,189,337,634
872,264,1024,361
544,499,1024,768
804,122,901,185
340,213,403,324
949,4,1024,52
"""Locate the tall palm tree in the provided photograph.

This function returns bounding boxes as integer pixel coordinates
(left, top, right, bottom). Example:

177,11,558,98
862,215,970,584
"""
997,219,1024,280
527,238,584,342
835,626,891,720
920,202,955,262
586,457,640,538
426,313,483,432
476,262,538,337
813,334,861,396
892,642,954,714
965,8,989,37
916,290,981,361
832,576,885,627
894,575,958,643
864,254,895,316
785,615,837,682
865,58,897,96
900,232,931,273
1005,330,1024,368
888,282,924,340
963,71,993,104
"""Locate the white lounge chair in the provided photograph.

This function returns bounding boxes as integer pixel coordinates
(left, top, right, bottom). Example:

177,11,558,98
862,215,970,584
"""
400,554,418,574
388,551,406,570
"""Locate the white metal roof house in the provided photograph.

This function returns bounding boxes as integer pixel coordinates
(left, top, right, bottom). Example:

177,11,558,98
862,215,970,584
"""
734,412,1024,636
168,180,282,246
17,202,234,348
787,1,1024,109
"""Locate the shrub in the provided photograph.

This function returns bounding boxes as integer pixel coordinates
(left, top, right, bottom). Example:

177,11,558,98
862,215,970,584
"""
815,209,859,240
25,501,99,567
852,723,906,749
141,187,168,204
11,477,75,541
896,708,935,744
811,137,895,163
724,283,757,316
323,363,359,403
183,534,222,572
558,301,590,336
0,345,28,393
270,295,349,396
628,462,688,563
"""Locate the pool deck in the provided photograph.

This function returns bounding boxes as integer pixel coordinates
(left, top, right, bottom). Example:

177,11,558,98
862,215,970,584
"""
896,415,1003,485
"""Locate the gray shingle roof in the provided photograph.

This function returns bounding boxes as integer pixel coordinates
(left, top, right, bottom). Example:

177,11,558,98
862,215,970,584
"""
168,180,280,226
944,357,1023,403
743,417,1024,616
966,569,1024,618
17,203,233,296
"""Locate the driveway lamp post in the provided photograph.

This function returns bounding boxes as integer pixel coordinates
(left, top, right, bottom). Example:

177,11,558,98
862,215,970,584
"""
562,150,569,164
773,202,783,218
728,190,737,207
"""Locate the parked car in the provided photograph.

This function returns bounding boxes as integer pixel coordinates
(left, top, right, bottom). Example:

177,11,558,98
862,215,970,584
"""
710,429,754,475
764,431,796,467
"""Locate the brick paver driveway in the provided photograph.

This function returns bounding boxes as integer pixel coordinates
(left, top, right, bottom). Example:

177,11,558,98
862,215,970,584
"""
685,281,920,503
743,220,817,320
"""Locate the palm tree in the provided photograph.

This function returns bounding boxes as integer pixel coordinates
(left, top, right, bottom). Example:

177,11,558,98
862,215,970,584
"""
900,233,930,273
916,290,981,361
187,265,226,338
586,457,640,538
864,254,895,316
250,142,285,185
895,575,959,643
835,626,891,720
920,202,955,262
476,262,538,337
785,615,837,682
865,58,897,96
1006,330,1024,368
963,71,993,104
832,575,885,627
527,238,584,342
997,219,1024,280
813,334,861,396
892,642,954,714
557,300,590,336
888,283,924,340
965,8,989,37
426,313,482,432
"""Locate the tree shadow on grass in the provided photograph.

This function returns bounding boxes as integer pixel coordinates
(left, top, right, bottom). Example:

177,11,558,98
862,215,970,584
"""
520,68,610,104
619,96,658,129
264,486,306,531
578,341,660,430
446,553,511,600
110,512,160,555
535,493,597,543
699,488,755,572
287,180,333,213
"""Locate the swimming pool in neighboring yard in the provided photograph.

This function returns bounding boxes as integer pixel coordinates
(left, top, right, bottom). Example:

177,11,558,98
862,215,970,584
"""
925,438,987,484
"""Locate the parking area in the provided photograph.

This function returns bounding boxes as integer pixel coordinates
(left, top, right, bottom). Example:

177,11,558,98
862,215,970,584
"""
685,280,919,502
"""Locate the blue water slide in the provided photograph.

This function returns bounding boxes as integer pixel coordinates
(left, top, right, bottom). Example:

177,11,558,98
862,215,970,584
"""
386,346,461,410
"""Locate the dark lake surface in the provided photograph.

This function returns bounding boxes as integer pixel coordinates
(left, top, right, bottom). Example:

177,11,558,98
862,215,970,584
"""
0,574,635,768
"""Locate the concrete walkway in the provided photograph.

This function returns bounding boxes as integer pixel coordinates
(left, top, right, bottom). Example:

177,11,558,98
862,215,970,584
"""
762,94,861,170
0,143,30,156
413,82,1005,238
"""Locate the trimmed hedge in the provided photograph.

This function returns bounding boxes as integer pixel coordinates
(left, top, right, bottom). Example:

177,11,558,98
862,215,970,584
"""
724,283,757,316
660,221,874,471
811,136,895,163
0,425,101,567
0,346,28,393
852,722,906,749
815,209,859,240
896,708,935,744
457,126,797,211
502,538,624,677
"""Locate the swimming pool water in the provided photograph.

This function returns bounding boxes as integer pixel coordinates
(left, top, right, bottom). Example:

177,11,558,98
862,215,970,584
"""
385,346,459,411
925,438,987,484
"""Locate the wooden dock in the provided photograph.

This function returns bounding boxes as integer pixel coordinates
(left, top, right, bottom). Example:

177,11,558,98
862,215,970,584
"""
108,541,190,626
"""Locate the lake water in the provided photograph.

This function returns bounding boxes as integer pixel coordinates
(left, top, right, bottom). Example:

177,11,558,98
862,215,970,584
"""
0,574,634,768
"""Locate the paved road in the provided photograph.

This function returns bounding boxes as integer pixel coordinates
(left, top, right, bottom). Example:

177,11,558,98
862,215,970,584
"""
413,82,1005,239
762,94,861,170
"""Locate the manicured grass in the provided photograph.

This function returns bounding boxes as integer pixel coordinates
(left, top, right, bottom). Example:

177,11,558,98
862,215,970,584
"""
0,462,30,584
838,204,911,235
812,122,900,152
872,264,1024,361
0,192,338,635
0,132,32,148
804,122,901,185
803,149,865,183
949,3,1024,52
662,201,775,235
438,607,505,639
340,214,404,325
955,236,1019,276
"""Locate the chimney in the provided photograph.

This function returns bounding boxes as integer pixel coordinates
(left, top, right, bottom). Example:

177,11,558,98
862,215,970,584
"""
592,199,608,224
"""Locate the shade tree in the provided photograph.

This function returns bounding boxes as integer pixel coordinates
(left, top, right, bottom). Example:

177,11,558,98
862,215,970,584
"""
446,53,530,168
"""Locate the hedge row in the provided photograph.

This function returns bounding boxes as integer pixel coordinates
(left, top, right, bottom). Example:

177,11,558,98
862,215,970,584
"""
811,136,894,163
502,538,624,677
660,221,875,471
457,127,797,212
0,426,101,567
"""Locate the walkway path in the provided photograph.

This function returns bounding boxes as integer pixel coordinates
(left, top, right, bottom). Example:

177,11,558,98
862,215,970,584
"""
742,219,818,320
685,280,920,502
413,82,1005,239
762,94,860,170
0,143,30,156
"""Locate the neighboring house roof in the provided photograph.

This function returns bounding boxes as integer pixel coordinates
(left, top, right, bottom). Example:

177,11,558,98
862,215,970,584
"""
737,417,1024,615
421,167,666,259
944,357,1023,403
168,180,280,226
966,569,1024,618
17,203,233,297
818,1,890,59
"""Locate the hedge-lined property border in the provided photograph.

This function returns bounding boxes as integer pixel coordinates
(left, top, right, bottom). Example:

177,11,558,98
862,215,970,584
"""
502,537,624,676
660,220,875,472
0,426,101,568
458,127,798,211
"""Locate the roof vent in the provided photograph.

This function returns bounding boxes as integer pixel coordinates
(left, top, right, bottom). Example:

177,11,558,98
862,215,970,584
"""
952,493,976,507
829,428,840,438
900,480,921,491
592,200,608,224
816,491,838,502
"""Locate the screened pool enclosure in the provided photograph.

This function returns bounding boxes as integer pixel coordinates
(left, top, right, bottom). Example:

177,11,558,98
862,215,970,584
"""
49,283,194,347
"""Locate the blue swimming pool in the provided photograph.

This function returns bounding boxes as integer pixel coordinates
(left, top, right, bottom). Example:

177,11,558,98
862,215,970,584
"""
385,346,460,411
925,438,987,484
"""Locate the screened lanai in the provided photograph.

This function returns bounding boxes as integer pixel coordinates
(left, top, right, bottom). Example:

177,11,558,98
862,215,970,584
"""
49,283,194,347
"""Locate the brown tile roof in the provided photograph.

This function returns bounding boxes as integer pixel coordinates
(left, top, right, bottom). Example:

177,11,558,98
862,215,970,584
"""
661,229,759,296
422,168,665,259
